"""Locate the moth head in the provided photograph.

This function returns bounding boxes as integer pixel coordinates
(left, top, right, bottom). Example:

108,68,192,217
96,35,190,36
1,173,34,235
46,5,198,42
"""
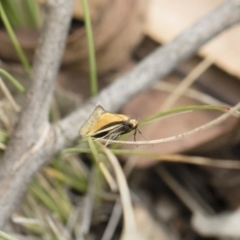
120,118,138,134
129,118,138,129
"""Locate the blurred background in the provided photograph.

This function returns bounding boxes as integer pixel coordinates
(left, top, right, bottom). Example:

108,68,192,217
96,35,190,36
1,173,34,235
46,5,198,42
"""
1,0,240,239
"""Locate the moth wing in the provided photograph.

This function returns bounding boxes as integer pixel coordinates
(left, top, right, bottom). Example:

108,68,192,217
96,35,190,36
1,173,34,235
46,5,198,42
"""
80,105,106,137
90,123,122,138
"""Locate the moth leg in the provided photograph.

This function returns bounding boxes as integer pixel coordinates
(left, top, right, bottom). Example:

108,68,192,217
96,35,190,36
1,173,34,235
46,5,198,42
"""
133,129,137,141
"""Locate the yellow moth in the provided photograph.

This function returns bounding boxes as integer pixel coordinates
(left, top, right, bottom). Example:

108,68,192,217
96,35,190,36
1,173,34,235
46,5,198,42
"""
80,105,139,140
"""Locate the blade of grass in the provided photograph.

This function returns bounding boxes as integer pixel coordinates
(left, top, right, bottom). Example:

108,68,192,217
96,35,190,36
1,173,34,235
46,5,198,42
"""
46,215,66,240
22,195,47,235
0,130,8,143
29,182,62,217
25,0,42,28
160,56,215,111
77,168,96,237
63,147,92,154
88,137,118,192
101,199,122,240
80,0,98,96
44,169,74,215
30,178,68,222
100,144,142,240
0,76,21,112
154,81,227,106
0,230,19,240
0,5,31,73
63,147,240,170
63,154,89,179
0,0,23,27
142,105,231,124
0,107,11,131
157,166,204,214
12,216,44,235
44,167,87,192
0,68,26,93
37,173,72,220
113,150,240,170
51,156,88,186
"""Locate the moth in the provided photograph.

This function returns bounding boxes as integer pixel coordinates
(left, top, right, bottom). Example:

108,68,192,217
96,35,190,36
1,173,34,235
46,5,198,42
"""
80,105,139,141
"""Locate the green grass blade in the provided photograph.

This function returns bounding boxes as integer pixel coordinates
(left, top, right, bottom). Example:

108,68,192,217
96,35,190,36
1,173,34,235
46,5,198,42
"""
0,68,25,93
24,0,42,28
45,167,87,192
0,230,19,240
81,0,98,96
0,4,31,74
63,147,92,154
0,0,23,27
30,180,67,222
142,105,228,124
0,130,8,143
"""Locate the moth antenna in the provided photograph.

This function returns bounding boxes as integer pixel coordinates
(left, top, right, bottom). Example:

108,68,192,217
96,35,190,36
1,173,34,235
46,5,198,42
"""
138,128,154,147
137,128,149,141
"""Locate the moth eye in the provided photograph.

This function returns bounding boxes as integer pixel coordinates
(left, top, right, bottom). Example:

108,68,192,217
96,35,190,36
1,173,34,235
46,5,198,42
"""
123,123,132,131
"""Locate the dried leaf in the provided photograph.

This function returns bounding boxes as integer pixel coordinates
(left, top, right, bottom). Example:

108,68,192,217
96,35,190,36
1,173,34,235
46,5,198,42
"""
145,0,240,78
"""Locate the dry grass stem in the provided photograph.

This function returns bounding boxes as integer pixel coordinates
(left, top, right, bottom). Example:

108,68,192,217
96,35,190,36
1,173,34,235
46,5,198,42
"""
157,166,207,214
160,56,215,111
0,77,21,112
101,199,122,240
102,146,142,240
158,154,240,169
154,81,227,106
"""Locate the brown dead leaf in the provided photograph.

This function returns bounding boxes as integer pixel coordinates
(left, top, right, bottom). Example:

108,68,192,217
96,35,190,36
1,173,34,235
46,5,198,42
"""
121,75,240,167
145,0,240,79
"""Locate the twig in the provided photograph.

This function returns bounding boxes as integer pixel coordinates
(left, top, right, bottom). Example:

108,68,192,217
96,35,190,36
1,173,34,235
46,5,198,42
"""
0,0,74,174
0,0,239,229
0,0,74,227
